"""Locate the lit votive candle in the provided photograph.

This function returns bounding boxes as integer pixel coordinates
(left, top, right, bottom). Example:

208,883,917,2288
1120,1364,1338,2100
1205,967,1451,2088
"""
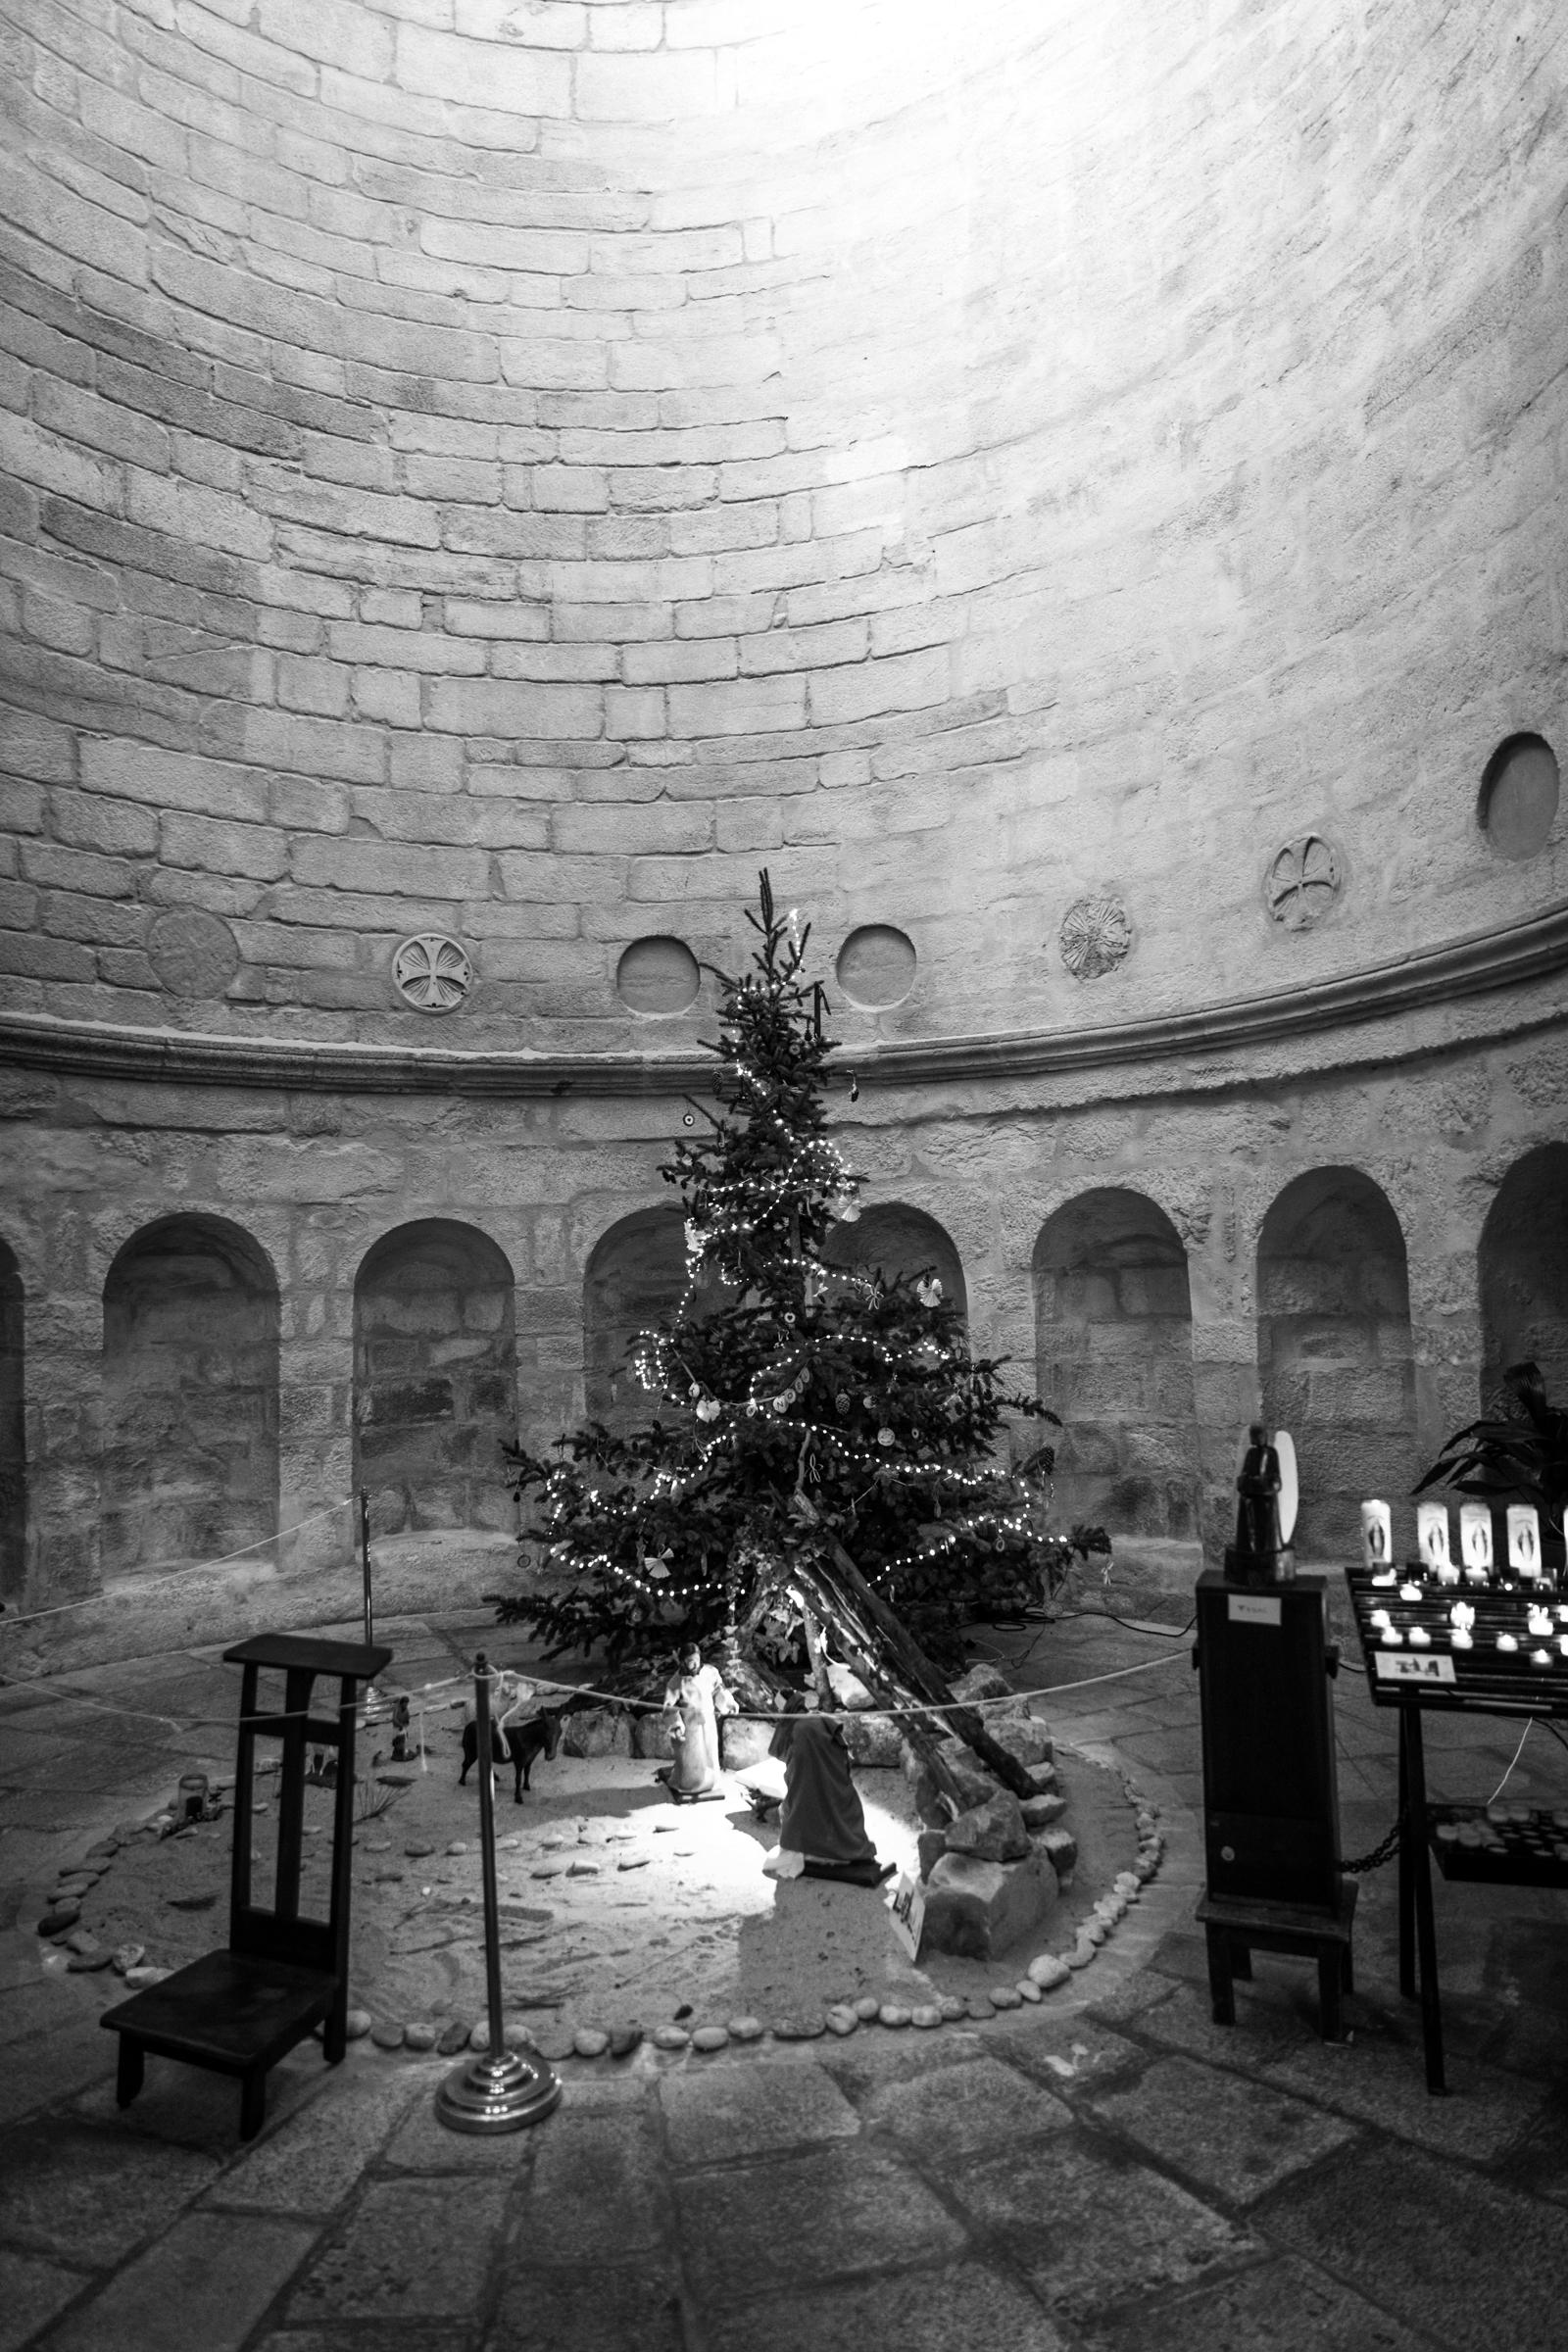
1380,1626,1403,1646
1408,1626,1431,1646
1399,1583,1422,1602
1497,1632,1519,1651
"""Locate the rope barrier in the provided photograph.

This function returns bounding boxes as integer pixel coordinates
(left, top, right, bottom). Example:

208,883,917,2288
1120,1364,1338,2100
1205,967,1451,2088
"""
0,1498,357,1633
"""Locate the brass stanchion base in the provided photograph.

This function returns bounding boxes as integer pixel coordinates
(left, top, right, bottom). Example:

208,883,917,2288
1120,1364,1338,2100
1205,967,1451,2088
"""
435,2044,562,2135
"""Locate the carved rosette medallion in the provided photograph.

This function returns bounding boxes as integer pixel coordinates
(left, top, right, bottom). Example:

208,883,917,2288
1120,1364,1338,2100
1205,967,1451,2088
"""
392,933,472,1013
1058,896,1132,982
1265,834,1342,929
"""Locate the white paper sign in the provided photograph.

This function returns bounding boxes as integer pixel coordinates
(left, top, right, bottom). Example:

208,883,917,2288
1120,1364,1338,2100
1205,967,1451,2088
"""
1416,1501,1452,1576
886,1870,925,1961
1374,1651,1457,1685
1360,1500,1393,1571
1228,1593,1282,1627
1459,1502,1494,1575
1507,1504,1544,1578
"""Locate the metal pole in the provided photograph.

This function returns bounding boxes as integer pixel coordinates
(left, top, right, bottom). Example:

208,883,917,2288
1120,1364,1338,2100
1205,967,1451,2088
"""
359,1488,373,1651
435,1652,562,2134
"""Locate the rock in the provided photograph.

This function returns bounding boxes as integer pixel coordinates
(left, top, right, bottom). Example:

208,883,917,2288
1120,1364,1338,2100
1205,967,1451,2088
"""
111,1942,146,1975
964,1994,996,2022
445,1841,468,1857
567,1862,600,1878
403,2023,438,2052
68,1946,113,1972
122,1966,171,1991
824,2006,859,2036
921,1848,1055,1963
65,1927,101,1955
772,2016,824,2041
1014,1977,1043,2003
1084,1919,1107,1946
1027,1953,1071,1990
990,1984,1023,2010
984,1716,1055,1770
950,1665,1015,1703
906,1738,998,1825
653,2025,690,2051
937,1995,968,2023
617,1856,649,1872
1136,1808,1158,1835
840,1712,906,1769
691,2026,729,2052
54,1876,95,1899
562,1707,632,1759
853,1994,882,2021
370,2022,406,2050
943,1791,1032,1865
437,2021,471,2056
719,1714,776,1770
36,1904,79,1937
572,2028,611,2058
405,1842,435,1860
916,1830,948,1879
1021,1793,1067,1829
877,2004,912,2029
610,2027,643,2059
910,2004,945,2029
1065,1936,1098,1971
727,2016,765,2042
344,2008,373,2040
632,1708,675,1760
1036,1827,1078,1882
531,1865,562,1880
468,2022,492,2051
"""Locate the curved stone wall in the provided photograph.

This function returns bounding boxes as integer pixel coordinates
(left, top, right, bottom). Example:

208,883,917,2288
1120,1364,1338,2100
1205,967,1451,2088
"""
1,0,1563,1052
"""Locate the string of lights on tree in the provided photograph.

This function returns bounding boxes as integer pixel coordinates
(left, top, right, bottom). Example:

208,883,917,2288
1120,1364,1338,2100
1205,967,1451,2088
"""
496,871,1108,1673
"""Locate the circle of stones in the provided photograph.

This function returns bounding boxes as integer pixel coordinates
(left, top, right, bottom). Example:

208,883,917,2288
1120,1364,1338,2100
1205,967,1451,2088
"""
392,933,472,1014
1264,833,1342,929
1058,896,1132,981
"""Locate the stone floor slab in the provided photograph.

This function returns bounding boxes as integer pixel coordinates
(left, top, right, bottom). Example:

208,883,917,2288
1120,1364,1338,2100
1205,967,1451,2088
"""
0,2248,92,2352
516,2110,670,2264
660,2051,861,2165
286,2180,508,2323
676,2144,968,2301
208,2063,429,2212
484,2260,685,2351
0,2022,115,2130
48,2212,318,2352
1089,2054,1358,2204
1083,2250,1433,2352
859,2052,1074,2162
1260,2140,1568,2350
0,2115,219,2266
949,2132,1259,2328
705,2258,1070,2352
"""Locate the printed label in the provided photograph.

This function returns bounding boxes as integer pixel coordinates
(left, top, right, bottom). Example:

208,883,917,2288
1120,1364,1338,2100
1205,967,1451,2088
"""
1228,1594,1282,1627
1374,1651,1456,1685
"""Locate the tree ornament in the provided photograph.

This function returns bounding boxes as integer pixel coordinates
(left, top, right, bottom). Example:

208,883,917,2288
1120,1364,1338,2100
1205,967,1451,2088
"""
915,1276,944,1307
836,1393,851,1413
689,1383,702,1399
877,1427,896,1447
696,1398,721,1423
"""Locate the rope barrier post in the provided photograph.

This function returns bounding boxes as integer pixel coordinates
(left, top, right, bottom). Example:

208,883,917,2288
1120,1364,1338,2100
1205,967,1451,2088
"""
359,1488,373,1652
436,1651,561,2135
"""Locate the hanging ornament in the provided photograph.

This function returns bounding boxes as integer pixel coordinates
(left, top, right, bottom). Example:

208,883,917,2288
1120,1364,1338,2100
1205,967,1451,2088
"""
863,1395,875,1411
915,1276,944,1307
684,1219,706,1256
848,1073,860,1102
877,1427,895,1447
646,1554,670,1581
836,1393,850,1412
784,1311,796,1327
688,1383,702,1399
696,1398,721,1423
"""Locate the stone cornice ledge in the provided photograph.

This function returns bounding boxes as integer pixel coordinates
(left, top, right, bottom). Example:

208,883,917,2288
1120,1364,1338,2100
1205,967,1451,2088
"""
2,902,1566,1099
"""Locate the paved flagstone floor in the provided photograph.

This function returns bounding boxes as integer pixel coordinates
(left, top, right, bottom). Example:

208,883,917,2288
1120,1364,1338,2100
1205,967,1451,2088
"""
4,1592,1568,2350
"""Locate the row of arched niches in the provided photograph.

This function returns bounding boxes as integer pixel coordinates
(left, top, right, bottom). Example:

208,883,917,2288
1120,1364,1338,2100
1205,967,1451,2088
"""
2,1145,1565,1599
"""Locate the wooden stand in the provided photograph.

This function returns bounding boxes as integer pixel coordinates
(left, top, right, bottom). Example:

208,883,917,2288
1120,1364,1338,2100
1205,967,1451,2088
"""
1198,1882,1358,2040
102,1632,391,2140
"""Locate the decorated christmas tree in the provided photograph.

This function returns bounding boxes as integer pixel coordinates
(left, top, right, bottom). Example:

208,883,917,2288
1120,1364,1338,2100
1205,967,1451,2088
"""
496,876,1104,1759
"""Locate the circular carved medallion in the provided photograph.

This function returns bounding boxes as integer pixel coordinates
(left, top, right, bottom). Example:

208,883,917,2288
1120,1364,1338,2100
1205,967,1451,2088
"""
1265,835,1341,929
1058,897,1132,981
392,933,472,1014
147,908,239,999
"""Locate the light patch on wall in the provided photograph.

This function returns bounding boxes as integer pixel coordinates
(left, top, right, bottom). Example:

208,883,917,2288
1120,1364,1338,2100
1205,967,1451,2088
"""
836,924,916,1009
616,935,701,1015
1479,734,1559,861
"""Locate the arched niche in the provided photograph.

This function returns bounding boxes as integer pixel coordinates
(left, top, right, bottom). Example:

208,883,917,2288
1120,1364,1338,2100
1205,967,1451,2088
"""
821,1203,968,1322
0,1240,24,1599
354,1221,517,1534
1034,1190,1199,1539
102,1215,279,1577
584,1204,730,1433
1479,1144,1568,1403
1257,1168,1415,1559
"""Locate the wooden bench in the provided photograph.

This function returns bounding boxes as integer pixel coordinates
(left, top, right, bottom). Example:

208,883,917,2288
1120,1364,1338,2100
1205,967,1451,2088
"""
1198,1879,1358,2041
102,1632,391,2141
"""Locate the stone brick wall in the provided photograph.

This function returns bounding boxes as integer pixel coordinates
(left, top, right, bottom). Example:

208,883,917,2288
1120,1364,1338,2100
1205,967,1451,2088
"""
0,0,1563,1055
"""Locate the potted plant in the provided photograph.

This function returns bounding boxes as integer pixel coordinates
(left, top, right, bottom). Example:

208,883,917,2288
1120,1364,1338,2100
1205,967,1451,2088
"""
1413,1360,1568,1575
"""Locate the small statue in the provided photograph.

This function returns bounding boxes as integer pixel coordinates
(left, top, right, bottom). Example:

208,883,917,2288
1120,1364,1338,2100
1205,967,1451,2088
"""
656,1643,737,1801
1226,1422,1283,1583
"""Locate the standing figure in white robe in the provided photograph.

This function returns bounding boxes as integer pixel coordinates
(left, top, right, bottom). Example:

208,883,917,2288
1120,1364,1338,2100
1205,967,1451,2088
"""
657,1645,736,1800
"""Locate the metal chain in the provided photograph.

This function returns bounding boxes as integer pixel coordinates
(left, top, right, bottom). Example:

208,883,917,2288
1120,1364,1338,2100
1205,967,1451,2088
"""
1338,1812,1406,1875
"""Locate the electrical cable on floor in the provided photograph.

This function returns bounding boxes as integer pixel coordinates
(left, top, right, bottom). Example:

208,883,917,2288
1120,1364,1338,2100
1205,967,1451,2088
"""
1486,1719,1534,1807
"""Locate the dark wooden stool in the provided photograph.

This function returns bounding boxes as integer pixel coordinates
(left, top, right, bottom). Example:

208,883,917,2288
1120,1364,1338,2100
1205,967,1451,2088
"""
102,1632,390,2140
1198,1880,1357,2040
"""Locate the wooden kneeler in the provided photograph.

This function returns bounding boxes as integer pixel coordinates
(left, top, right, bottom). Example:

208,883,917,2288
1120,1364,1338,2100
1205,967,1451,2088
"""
102,1633,391,2141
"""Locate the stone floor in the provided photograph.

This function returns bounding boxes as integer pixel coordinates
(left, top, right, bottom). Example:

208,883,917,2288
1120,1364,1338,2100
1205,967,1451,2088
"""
4,1592,1568,2351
